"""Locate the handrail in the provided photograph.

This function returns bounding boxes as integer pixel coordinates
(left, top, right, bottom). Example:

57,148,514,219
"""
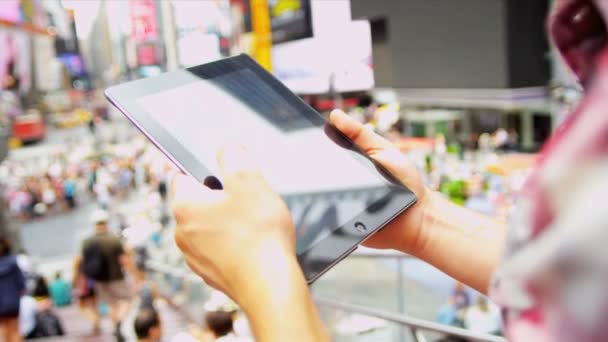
316,297,506,342
146,260,505,342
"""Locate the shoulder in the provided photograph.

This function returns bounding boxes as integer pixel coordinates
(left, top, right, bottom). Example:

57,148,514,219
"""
82,237,94,249
2,255,19,267
109,234,124,246
1,256,22,273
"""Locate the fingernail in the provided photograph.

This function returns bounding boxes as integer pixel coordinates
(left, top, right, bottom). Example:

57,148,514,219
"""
330,109,346,118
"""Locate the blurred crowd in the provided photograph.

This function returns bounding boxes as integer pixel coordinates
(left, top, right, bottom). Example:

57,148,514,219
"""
436,283,503,340
0,132,167,221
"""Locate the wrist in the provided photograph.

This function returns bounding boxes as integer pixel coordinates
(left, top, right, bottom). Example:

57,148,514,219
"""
230,244,329,341
394,186,435,257
228,239,302,305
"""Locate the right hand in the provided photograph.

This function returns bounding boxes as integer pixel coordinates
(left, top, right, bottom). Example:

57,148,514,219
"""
329,110,431,256
172,146,298,301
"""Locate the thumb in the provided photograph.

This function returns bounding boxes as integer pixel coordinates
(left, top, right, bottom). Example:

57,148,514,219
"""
329,109,415,187
217,145,266,192
329,109,393,154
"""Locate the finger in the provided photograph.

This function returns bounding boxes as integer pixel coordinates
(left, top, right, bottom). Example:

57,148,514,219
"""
329,109,393,153
329,109,416,186
216,144,266,193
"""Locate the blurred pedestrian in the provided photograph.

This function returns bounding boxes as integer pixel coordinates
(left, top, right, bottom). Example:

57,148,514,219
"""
452,282,470,311
134,308,162,342
204,310,253,342
28,276,64,339
0,237,25,342
464,297,502,336
18,293,37,338
81,209,133,341
48,271,71,307
436,296,458,326
202,291,252,342
73,255,100,334
62,177,77,210
41,180,56,214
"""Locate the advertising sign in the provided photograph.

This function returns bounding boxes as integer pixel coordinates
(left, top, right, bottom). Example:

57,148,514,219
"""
130,0,158,42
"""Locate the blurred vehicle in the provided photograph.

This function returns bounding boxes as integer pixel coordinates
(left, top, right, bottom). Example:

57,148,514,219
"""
50,108,92,129
12,110,46,143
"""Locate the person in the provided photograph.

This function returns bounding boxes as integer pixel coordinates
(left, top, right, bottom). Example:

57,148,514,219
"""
436,296,457,327
201,291,251,342
205,311,240,342
0,237,25,342
72,255,100,333
451,282,470,312
127,269,158,317
171,1,608,341
28,276,64,339
18,294,37,338
133,308,162,342
48,271,71,307
81,209,133,341
62,176,76,209
464,296,502,336
31,275,50,300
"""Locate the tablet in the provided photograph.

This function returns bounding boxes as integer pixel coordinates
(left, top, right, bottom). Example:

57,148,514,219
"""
105,54,417,283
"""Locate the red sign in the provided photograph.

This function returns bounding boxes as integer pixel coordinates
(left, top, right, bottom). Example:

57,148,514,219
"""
136,44,157,66
130,0,158,42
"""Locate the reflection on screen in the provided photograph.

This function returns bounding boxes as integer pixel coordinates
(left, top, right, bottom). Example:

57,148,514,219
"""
137,69,390,254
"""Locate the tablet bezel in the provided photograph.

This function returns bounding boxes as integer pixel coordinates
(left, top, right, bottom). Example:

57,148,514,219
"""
105,54,417,283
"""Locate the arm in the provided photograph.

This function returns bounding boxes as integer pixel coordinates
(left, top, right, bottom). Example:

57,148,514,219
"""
411,191,507,293
235,243,328,341
172,112,507,342
72,255,82,286
118,243,137,278
172,147,329,342
329,110,507,294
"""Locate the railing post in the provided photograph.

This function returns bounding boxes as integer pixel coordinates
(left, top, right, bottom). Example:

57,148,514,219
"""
410,327,427,342
397,256,405,342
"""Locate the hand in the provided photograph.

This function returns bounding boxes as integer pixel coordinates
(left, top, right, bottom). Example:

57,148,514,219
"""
329,110,431,255
172,145,297,301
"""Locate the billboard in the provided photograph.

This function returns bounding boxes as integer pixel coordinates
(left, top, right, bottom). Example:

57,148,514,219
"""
271,1,374,94
235,0,313,44
268,0,312,44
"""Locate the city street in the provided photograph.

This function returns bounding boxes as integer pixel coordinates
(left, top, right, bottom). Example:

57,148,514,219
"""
10,115,144,276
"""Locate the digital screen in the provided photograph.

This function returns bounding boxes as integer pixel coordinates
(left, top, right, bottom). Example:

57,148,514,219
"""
57,54,86,76
239,0,312,44
136,68,390,254
269,0,313,44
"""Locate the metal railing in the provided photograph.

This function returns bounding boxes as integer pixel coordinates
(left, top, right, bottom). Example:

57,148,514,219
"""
146,256,505,342
316,297,505,342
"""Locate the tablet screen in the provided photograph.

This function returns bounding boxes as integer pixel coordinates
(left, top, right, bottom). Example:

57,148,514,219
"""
137,68,388,254
107,55,416,281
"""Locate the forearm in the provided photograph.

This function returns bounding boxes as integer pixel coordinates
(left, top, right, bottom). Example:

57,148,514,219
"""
408,192,507,293
234,243,329,342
